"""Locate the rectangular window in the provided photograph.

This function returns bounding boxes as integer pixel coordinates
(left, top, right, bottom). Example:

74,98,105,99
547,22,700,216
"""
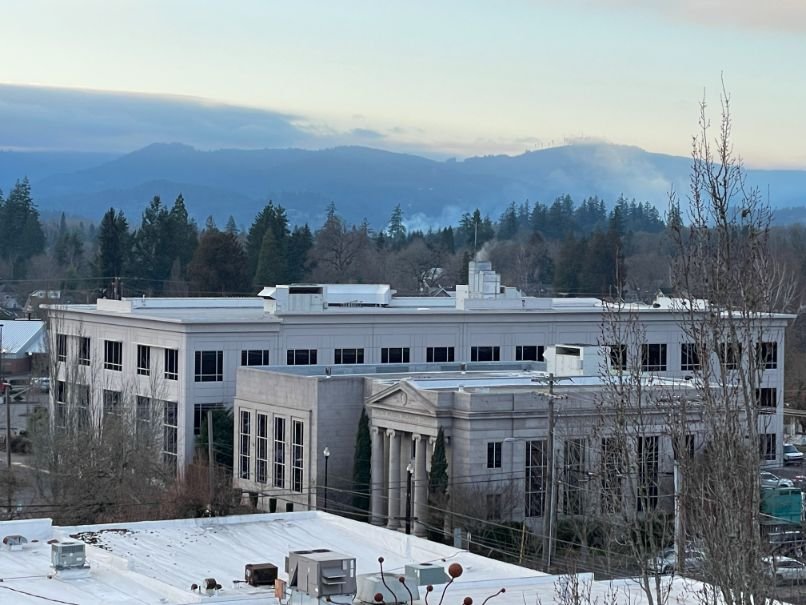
239,410,251,480
516,345,545,362
719,342,742,370
194,350,223,382
162,401,178,472
471,346,501,362
56,381,67,429
673,434,696,461
487,442,502,469
426,346,455,363
241,349,270,366
334,348,365,364
103,389,122,416
56,380,67,403
486,493,503,520
601,437,624,513
525,440,547,517
57,333,67,362
680,343,701,372
194,403,224,436
137,344,151,376
256,413,269,484
136,396,152,444
637,436,659,512
563,439,586,515
292,420,304,493
286,349,317,366
78,336,91,366
756,342,778,370
609,344,627,370
274,417,286,488
760,433,777,461
641,344,667,372
756,387,777,409
164,348,179,380
104,340,122,371
381,347,410,364
75,384,90,430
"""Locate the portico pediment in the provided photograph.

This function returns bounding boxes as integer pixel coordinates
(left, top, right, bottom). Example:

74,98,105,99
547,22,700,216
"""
367,381,438,416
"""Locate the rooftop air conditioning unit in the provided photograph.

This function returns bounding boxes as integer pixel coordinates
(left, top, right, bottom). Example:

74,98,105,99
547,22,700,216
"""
286,549,356,598
405,562,449,586
245,562,279,587
51,542,86,570
357,572,418,604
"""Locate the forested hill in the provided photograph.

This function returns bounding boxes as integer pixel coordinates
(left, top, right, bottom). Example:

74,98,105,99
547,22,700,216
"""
3,142,806,226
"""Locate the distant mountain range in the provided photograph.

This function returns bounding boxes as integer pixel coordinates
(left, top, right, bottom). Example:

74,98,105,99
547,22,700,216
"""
2,142,806,228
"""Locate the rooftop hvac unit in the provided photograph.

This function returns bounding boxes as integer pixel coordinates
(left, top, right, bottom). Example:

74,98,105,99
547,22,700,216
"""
405,563,449,586
51,542,86,570
357,572,419,604
285,549,356,598
245,562,279,587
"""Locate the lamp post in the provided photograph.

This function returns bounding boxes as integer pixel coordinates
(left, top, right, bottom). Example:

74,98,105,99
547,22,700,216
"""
323,447,330,512
405,461,414,535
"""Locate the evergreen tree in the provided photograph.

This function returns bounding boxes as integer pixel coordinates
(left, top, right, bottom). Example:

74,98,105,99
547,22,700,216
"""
225,215,239,235
246,202,290,287
197,408,234,468
496,202,519,240
429,427,449,496
387,204,407,249
95,208,131,280
287,224,313,282
458,209,494,250
254,227,288,287
0,178,46,278
187,229,249,294
166,194,198,274
351,409,372,521
132,196,173,290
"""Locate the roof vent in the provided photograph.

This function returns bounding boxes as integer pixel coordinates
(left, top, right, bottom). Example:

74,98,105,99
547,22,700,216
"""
3,535,28,551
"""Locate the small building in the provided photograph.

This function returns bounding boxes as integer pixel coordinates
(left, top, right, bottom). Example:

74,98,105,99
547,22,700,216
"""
0,319,46,375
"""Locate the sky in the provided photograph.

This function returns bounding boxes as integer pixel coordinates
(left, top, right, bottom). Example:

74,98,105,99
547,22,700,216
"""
1,0,805,167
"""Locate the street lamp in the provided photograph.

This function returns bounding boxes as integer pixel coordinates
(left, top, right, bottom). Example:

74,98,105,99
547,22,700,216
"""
405,461,414,535
323,447,330,512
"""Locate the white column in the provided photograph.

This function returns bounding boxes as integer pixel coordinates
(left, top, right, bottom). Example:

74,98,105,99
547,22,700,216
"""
370,427,385,526
414,434,428,537
399,433,411,523
386,430,400,529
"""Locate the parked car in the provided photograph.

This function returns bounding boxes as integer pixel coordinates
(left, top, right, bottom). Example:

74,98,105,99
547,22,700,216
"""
784,444,804,466
760,471,795,489
31,377,49,392
651,546,706,575
763,556,806,584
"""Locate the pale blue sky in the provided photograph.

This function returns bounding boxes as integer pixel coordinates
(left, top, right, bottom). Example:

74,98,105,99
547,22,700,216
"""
2,0,805,166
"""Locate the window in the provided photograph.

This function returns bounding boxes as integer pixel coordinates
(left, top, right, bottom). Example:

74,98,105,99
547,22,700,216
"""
486,493,503,520
673,434,696,461
56,381,67,429
637,436,659,512
426,346,455,363
194,403,224,436
274,417,286,488
256,413,269,484
756,387,777,409
103,389,122,416
563,439,586,515
164,348,179,380
601,437,624,513
471,346,500,362
487,442,502,469
78,337,91,366
137,345,151,376
381,347,410,364
334,348,364,364
719,342,742,370
75,384,90,430
760,433,777,461
609,344,627,370
757,342,778,370
162,401,178,471
194,350,223,382
56,380,67,403
525,440,547,517
292,420,304,493
680,343,701,372
241,349,270,366
56,333,67,362
641,344,667,372
287,349,317,366
136,396,152,444
104,340,122,371
516,345,545,362
239,410,251,480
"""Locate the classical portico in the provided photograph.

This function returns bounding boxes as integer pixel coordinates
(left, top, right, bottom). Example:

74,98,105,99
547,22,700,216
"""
367,381,440,536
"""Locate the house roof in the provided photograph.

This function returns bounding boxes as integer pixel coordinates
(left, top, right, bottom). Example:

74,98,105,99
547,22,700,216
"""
0,512,709,605
0,320,45,356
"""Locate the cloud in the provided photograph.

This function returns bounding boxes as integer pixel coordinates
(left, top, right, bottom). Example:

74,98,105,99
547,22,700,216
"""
349,128,385,140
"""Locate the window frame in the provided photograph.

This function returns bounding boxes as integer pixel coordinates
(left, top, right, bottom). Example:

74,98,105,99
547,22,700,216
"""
381,347,410,364
426,346,455,363
334,348,365,365
515,345,545,362
56,333,67,362
641,343,667,372
194,350,223,382
256,413,269,484
291,419,304,493
164,348,179,380
471,345,501,362
286,349,318,366
487,441,502,469
680,343,701,372
137,344,151,376
756,342,778,370
78,336,91,366
241,349,270,366
104,340,123,371
239,410,251,480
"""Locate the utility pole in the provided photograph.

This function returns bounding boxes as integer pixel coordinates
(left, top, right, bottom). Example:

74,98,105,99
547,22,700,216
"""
542,373,557,571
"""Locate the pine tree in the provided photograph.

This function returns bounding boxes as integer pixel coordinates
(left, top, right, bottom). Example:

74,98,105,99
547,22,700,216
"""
351,409,372,521
287,224,313,282
0,177,46,278
96,208,131,281
387,204,407,249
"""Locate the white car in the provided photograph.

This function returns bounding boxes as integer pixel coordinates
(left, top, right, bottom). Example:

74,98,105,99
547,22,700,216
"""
764,556,806,584
651,547,706,575
760,471,795,489
784,444,804,466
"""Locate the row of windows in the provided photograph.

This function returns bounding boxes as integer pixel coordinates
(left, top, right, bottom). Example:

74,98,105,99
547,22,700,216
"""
56,335,180,380
239,411,305,493
609,342,778,372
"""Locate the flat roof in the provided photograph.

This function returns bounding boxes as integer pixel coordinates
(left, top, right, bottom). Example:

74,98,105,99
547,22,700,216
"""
0,512,707,605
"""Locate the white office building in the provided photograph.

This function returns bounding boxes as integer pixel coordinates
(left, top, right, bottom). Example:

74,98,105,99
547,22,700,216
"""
46,262,791,470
